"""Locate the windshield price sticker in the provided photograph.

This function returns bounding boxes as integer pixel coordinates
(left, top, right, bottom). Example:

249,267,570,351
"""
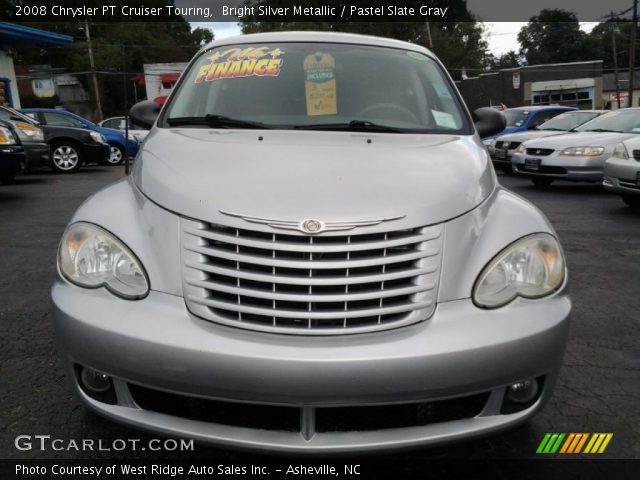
195,46,284,83
304,53,338,116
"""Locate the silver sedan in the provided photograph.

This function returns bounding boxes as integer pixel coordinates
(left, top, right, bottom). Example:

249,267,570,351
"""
604,138,640,208
512,109,640,186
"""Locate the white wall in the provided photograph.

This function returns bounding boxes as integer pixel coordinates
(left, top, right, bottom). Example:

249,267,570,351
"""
143,62,188,100
0,49,20,108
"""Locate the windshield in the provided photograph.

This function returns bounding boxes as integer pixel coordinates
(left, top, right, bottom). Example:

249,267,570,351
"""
576,110,640,133
0,107,38,125
163,42,469,133
504,110,530,127
538,111,601,131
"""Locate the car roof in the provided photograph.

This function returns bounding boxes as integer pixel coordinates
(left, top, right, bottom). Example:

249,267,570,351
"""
201,31,435,59
506,106,576,111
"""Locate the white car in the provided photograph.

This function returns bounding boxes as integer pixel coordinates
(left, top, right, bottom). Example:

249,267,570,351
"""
99,116,149,142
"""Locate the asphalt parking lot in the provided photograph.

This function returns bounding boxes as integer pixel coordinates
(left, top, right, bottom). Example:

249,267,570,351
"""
1,166,639,462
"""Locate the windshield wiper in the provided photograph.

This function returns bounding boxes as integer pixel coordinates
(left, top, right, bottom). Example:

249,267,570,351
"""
166,114,271,129
582,128,623,133
294,120,408,133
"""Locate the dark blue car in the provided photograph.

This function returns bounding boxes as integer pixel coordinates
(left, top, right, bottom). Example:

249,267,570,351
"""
481,106,577,143
20,108,139,165
0,120,26,184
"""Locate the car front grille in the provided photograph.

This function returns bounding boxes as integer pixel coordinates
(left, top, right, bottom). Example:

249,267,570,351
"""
128,383,489,434
526,148,554,156
181,218,443,335
495,141,520,150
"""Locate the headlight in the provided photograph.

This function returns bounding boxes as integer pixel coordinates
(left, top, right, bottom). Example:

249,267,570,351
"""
0,126,17,145
15,121,45,142
482,138,496,148
612,143,629,160
473,233,565,309
58,222,149,299
516,144,526,154
559,146,604,157
89,131,104,143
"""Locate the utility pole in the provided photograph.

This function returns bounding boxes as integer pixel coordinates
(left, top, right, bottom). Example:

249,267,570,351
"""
628,0,638,108
84,19,103,120
611,15,621,108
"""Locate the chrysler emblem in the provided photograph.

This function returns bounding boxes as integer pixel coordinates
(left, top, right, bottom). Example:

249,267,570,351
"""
302,219,322,233
219,211,405,234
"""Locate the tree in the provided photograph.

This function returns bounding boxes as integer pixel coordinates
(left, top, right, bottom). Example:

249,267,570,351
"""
518,9,600,65
240,0,488,80
588,19,634,71
484,50,523,71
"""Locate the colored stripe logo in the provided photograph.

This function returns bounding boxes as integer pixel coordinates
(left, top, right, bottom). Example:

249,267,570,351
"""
536,433,613,454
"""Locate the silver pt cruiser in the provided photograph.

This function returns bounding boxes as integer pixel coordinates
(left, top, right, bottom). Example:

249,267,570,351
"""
52,32,570,453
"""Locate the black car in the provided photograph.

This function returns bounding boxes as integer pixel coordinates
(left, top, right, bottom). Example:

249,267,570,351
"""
1,106,110,173
0,106,49,171
0,120,26,184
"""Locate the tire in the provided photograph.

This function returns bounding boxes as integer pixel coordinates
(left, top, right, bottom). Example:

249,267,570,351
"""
0,174,15,184
107,143,125,165
501,164,514,175
50,142,82,173
622,195,640,208
531,177,554,187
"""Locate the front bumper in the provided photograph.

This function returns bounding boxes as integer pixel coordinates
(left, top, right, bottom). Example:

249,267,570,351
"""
603,157,640,195
83,142,111,164
0,145,26,177
511,151,606,182
23,142,50,169
53,279,570,453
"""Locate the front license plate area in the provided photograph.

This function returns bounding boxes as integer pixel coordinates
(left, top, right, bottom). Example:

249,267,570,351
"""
524,158,541,171
495,148,507,159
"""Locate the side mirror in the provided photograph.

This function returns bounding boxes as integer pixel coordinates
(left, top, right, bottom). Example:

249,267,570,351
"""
473,107,507,139
129,100,161,129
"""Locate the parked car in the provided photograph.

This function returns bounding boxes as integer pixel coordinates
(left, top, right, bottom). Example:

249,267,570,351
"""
20,108,138,165
0,106,49,170
512,108,640,186
99,116,149,143
481,105,577,143
0,119,26,184
9,107,111,173
489,110,604,172
53,32,569,453
603,138,640,208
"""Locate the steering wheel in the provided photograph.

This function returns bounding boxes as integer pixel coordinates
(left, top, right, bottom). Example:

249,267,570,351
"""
355,103,420,124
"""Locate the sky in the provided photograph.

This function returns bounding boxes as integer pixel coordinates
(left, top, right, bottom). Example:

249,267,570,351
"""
194,22,601,57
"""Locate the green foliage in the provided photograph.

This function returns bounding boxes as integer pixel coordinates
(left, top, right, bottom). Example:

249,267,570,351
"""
517,9,600,65
484,50,522,71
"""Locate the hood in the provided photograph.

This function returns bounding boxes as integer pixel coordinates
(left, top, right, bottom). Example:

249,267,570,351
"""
523,131,638,149
132,129,495,229
497,130,570,143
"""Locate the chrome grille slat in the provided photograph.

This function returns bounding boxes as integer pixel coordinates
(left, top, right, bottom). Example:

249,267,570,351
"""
181,219,443,335
184,226,439,253
184,261,437,286
187,295,434,320
186,278,435,302
185,244,437,269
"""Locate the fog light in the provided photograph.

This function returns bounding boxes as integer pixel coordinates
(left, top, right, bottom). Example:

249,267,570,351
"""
80,367,112,393
507,379,539,404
